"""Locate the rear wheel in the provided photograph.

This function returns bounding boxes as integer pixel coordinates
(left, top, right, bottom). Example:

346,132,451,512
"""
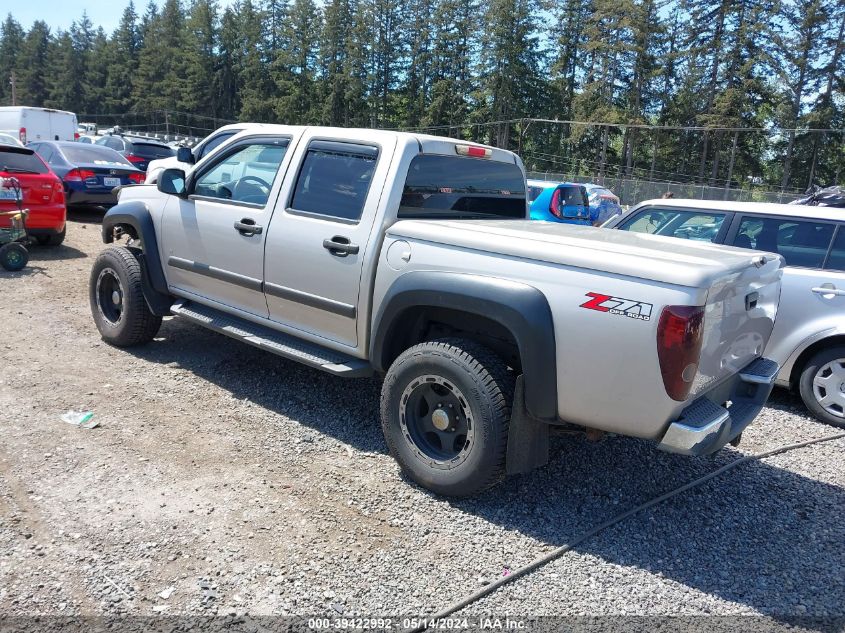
89,246,161,346
0,243,28,271
798,346,845,428
36,227,66,247
380,338,514,497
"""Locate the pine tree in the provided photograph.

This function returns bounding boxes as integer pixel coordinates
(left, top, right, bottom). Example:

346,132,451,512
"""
0,14,25,105
424,0,477,131
16,21,51,107
182,0,220,117
105,1,140,113
46,30,84,111
401,0,435,127
133,0,187,113
774,0,828,189
237,0,275,121
475,0,544,148
273,0,322,123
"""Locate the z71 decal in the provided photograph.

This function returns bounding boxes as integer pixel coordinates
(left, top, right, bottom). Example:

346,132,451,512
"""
580,292,653,321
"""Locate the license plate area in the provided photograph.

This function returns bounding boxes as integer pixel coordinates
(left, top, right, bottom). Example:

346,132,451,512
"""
103,177,121,187
0,189,21,200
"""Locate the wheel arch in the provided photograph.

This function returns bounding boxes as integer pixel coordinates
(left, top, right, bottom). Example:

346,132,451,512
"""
371,272,557,420
101,201,171,316
789,334,845,390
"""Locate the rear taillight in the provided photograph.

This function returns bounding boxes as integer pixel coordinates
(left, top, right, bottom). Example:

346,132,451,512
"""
656,305,705,401
53,181,65,204
549,190,563,219
74,132,80,140
64,169,96,182
126,154,145,165
19,127,26,144
128,173,145,184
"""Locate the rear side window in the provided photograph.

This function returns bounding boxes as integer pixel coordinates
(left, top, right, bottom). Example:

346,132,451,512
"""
33,144,55,163
130,143,174,159
826,228,845,271
289,141,378,221
731,216,835,268
0,148,49,174
399,155,526,219
619,208,726,243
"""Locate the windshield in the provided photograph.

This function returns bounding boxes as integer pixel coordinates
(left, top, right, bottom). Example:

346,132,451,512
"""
0,149,49,174
399,155,526,219
61,145,133,166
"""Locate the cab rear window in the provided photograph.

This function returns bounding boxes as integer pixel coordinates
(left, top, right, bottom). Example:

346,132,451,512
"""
0,148,49,174
399,155,526,219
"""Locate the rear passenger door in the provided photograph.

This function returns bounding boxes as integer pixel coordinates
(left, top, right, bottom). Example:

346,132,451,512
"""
727,215,844,365
263,132,396,350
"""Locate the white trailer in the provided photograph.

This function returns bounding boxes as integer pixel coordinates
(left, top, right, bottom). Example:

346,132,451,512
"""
0,107,78,144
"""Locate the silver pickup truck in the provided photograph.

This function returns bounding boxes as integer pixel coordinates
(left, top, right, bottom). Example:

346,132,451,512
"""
88,125,783,496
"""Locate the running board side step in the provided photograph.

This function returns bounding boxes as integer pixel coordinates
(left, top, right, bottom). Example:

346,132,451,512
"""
170,300,373,377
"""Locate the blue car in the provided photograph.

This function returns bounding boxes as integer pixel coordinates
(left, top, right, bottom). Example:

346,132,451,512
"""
582,183,623,225
28,141,145,208
527,180,592,225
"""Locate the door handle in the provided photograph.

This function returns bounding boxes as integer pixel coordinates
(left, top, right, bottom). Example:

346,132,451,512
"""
811,286,845,297
234,218,263,236
323,236,359,257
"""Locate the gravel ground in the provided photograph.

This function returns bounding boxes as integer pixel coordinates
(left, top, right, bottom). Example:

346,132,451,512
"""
0,210,843,629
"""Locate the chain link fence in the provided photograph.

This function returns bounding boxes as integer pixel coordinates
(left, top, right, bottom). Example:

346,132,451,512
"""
527,171,804,207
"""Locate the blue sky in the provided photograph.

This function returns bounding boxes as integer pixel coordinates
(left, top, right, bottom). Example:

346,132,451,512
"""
7,0,236,33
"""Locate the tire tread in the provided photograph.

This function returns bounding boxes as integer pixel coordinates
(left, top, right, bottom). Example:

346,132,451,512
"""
90,246,161,346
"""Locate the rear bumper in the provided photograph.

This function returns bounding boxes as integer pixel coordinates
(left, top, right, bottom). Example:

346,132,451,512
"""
6,204,65,231
657,357,779,456
66,189,118,207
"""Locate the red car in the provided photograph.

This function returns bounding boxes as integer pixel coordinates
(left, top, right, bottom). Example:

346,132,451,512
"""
0,143,66,245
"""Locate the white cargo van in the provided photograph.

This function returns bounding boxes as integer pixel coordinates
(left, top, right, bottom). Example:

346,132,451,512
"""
0,107,78,144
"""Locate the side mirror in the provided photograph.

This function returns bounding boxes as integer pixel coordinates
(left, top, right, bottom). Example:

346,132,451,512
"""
158,168,187,197
176,146,195,164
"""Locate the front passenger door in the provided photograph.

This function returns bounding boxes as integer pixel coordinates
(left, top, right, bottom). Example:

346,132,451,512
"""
161,136,292,318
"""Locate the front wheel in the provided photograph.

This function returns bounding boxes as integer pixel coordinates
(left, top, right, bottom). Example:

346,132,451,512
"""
798,346,845,428
380,338,515,497
89,246,162,346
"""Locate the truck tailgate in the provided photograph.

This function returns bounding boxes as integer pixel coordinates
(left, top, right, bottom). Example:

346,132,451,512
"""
693,254,782,397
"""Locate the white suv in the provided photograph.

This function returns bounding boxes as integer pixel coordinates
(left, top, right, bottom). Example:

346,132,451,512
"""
145,123,267,184
606,199,845,427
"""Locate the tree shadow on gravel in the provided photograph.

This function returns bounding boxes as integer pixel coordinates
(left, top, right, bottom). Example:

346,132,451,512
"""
67,205,107,224
131,315,387,455
25,242,88,261
129,317,843,623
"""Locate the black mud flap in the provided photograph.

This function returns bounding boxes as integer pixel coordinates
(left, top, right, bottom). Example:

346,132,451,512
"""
506,376,550,475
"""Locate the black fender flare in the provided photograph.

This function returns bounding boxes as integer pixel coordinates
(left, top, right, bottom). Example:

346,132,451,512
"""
370,271,557,420
101,201,172,316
